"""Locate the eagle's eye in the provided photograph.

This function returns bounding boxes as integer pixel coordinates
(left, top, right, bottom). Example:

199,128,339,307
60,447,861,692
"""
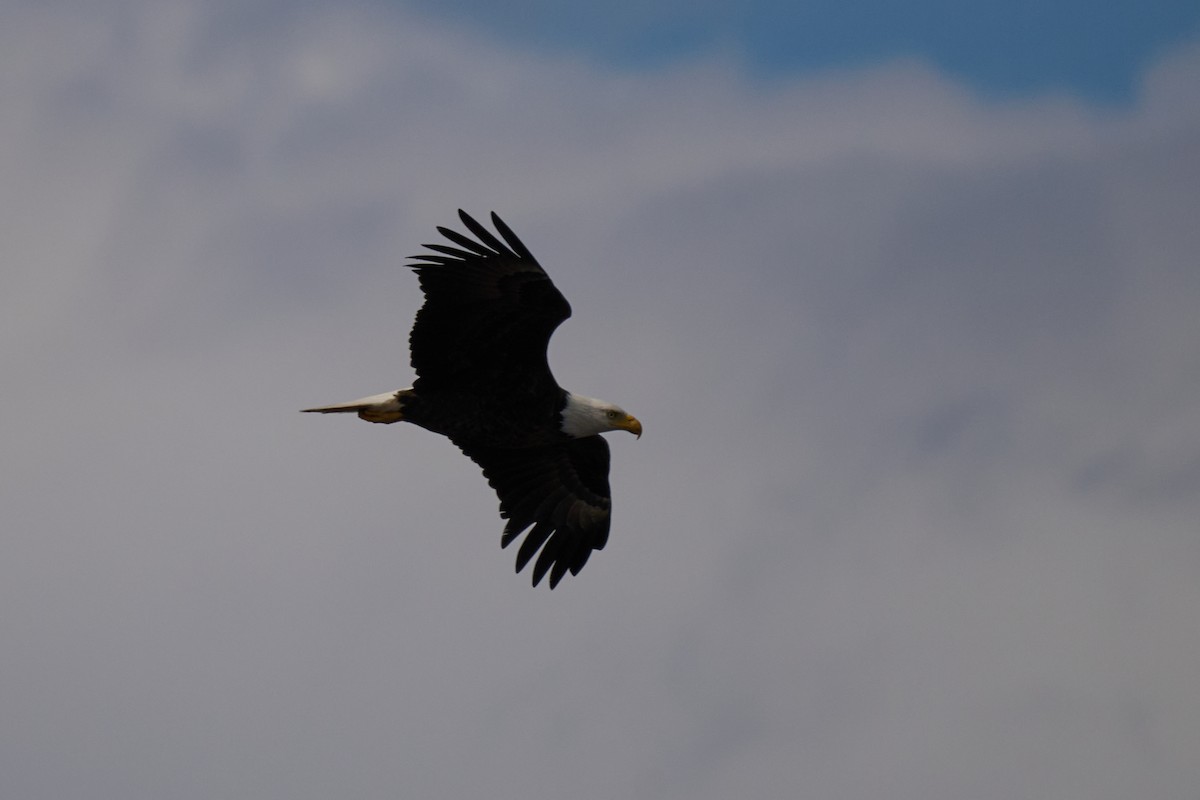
606,409,619,419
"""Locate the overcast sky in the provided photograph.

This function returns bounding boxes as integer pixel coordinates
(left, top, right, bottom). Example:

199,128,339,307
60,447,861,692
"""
3,1,1199,798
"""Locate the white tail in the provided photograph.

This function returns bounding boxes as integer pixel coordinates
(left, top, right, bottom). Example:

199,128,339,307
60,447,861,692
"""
301,389,410,424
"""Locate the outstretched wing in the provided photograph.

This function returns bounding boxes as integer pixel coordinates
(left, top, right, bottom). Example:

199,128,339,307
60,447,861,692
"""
462,436,612,588
407,210,571,399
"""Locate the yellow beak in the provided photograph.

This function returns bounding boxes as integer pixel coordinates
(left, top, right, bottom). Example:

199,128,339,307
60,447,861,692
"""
621,415,643,439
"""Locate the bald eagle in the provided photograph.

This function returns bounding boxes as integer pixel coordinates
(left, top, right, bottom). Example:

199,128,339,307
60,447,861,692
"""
304,210,641,588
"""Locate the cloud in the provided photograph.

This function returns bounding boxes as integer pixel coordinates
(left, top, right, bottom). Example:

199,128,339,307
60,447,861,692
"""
2,1,1199,798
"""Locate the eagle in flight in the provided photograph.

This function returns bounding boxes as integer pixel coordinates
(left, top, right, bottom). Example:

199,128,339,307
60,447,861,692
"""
304,210,641,588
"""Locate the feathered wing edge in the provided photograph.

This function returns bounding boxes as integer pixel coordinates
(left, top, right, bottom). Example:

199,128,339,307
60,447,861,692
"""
409,210,540,273
404,210,572,395
464,436,613,588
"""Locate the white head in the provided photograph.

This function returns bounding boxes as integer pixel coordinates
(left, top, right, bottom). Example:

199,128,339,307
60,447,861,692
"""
560,392,642,439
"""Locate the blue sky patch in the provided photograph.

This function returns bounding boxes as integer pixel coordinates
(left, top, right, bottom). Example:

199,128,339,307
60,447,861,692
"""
406,0,1200,102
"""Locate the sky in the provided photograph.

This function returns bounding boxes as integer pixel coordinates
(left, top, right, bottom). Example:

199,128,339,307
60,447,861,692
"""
3,1,1199,798
409,0,1200,102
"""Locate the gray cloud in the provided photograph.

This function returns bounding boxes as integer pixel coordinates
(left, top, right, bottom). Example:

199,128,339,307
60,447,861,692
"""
2,1,1199,798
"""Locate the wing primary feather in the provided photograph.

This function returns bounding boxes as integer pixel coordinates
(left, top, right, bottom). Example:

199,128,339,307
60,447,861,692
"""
500,505,537,541
408,255,459,266
457,209,509,255
422,243,471,258
435,226,493,257
501,521,530,549
515,522,554,572
548,557,571,589
532,541,559,587
490,212,535,261
536,497,578,588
